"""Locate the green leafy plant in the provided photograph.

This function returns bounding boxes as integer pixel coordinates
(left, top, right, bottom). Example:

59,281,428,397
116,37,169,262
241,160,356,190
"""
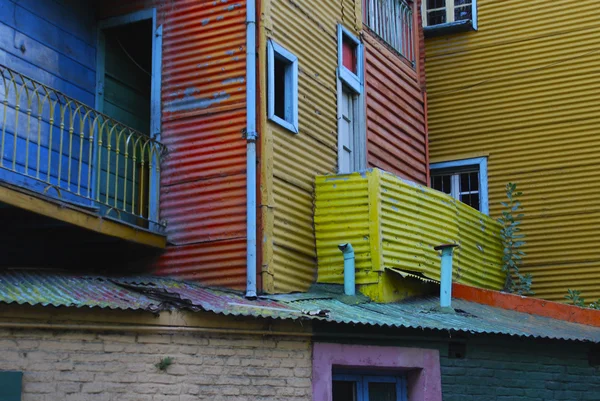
565,289,585,307
155,357,173,371
497,183,533,295
565,289,600,309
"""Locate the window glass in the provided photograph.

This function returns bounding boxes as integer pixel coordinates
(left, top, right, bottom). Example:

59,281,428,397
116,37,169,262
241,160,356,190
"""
432,174,452,195
369,382,397,401
274,58,286,120
427,9,446,26
333,380,358,401
428,0,445,8
342,36,358,74
454,6,472,21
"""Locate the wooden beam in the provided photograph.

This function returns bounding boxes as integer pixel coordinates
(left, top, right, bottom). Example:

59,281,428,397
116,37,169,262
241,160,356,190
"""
0,183,166,249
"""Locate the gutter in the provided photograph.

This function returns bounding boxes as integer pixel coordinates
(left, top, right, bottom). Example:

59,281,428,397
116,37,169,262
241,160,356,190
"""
245,0,258,298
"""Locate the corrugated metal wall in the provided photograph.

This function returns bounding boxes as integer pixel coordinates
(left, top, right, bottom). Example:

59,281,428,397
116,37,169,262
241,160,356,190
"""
315,169,504,291
364,29,427,184
259,0,361,293
425,0,600,301
100,0,248,288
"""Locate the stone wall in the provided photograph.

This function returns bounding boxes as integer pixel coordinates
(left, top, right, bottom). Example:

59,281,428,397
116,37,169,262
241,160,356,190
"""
0,329,312,401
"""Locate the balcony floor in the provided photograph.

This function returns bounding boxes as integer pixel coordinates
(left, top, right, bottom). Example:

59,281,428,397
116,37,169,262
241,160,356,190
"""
0,180,166,270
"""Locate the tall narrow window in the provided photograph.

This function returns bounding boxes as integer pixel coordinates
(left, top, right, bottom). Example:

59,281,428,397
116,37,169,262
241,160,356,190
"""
268,40,299,133
430,157,488,214
337,25,365,174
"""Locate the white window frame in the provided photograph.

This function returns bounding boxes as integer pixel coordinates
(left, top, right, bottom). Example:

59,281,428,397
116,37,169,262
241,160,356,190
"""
336,25,366,174
337,25,363,94
267,40,299,134
430,157,488,215
422,0,478,30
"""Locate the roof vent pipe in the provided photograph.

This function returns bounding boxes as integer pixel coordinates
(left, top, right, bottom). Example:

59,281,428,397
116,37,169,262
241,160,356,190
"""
434,244,459,311
338,243,355,296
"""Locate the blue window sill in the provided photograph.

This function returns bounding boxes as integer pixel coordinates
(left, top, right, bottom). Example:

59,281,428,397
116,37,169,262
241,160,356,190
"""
424,19,476,38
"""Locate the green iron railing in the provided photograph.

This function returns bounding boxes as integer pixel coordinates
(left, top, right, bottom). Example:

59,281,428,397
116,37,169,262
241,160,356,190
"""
0,64,167,229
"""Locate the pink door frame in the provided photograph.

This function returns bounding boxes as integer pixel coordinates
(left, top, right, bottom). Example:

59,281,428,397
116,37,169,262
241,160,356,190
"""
312,342,442,401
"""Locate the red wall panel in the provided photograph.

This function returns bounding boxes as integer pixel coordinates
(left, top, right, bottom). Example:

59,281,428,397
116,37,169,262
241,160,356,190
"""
364,29,428,185
99,0,248,288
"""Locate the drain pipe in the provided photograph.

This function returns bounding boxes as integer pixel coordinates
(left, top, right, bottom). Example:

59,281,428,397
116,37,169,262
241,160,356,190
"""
434,244,459,311
338,243,355,296
245,0,258,299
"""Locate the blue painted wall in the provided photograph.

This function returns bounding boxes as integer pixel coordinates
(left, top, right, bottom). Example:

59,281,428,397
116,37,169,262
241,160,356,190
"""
0,0,98,202
0,0,97,104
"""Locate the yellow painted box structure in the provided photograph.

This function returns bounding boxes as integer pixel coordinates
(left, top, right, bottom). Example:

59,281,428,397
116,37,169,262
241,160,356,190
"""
425,0,600,302
314,169,503,302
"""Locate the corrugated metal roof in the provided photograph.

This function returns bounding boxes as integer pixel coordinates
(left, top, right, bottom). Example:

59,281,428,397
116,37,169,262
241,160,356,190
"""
1,270,599,343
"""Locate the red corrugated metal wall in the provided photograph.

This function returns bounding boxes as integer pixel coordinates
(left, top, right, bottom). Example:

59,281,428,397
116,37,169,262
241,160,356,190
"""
363,1,428,185
99,0,249,288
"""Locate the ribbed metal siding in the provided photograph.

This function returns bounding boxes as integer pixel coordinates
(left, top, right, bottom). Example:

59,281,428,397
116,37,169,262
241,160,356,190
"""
364,31,427,184
261,0,360,293
100,0,248,287
425,0,600,301
158,0,247,288
315,169,503,289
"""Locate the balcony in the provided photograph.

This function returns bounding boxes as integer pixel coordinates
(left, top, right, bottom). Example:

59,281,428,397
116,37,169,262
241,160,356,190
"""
0,64,167,252
315,169,504,303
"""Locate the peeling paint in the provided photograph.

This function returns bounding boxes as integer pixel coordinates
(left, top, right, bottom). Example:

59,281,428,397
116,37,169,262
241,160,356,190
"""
225,50,236,56
164,88,231,113
202,18,211,25
222,77,245,85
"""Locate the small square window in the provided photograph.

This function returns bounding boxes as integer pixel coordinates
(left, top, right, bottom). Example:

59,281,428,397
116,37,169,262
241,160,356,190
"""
268,40,299,134
430,157,488,214
338,25,363,94
422,0,477,33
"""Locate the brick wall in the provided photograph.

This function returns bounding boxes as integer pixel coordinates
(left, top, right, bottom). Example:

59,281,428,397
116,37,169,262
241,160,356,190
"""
439,337,600,401
0,329,312,401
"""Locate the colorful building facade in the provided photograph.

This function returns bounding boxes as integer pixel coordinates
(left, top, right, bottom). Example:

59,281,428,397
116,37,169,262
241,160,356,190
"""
424,0,600,302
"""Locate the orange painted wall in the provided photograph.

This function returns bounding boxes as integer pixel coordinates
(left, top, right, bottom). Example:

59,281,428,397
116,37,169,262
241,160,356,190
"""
364,1,428,185
98,0,249,289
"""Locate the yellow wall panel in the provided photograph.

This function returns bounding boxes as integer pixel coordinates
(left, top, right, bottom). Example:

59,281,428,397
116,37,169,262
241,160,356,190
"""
260,0,360,293
426,0,600,301
315,169,504,301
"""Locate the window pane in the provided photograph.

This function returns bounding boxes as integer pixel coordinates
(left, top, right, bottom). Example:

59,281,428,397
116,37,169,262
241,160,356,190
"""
333,380,358,401
454,0,471,5
427,9,446,26
454,5,472,21
369,382,396,401
432,174,452,195
460,171,479,192
273,57,286,119
461,192,480,211
427,0,445,8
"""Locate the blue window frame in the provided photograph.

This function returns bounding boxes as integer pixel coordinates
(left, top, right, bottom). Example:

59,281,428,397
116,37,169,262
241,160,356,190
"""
333,373,408,401
430,156,488,215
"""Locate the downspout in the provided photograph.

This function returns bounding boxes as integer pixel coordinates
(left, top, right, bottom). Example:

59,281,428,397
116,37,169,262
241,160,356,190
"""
245,0,258,298
338,243,355,296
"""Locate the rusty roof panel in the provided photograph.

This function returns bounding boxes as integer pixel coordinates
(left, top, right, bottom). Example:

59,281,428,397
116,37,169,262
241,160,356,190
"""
1,271,599,343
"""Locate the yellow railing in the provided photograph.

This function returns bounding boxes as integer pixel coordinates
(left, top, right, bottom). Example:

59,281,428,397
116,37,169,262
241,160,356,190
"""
0,64,167,229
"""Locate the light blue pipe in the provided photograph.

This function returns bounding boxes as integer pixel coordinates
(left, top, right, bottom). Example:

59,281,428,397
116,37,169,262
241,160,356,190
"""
338,243,355,296
245,0,258,299
434,244,459,309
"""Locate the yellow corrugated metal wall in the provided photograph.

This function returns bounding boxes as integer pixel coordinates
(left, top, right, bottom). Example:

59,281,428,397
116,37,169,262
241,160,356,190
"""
425,0,600,301
259,0,361,293
315,169,504,296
